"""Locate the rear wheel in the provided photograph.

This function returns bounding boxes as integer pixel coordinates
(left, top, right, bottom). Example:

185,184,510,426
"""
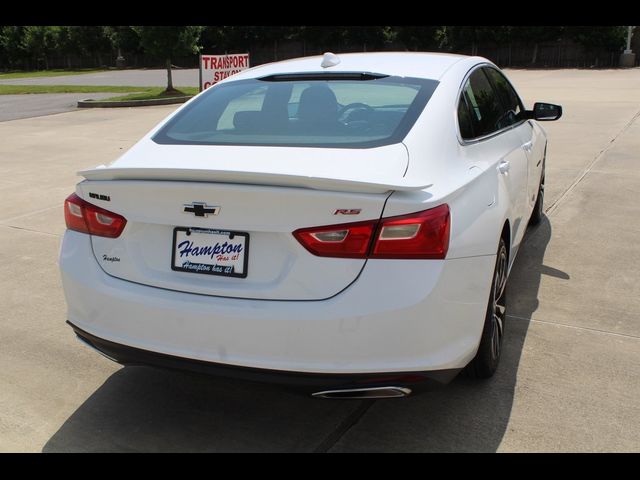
465,237,508,379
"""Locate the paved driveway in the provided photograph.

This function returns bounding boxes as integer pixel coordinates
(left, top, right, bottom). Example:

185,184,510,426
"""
0,69,198,121
0,93,122,122
0,68,199,87
0,69,639,452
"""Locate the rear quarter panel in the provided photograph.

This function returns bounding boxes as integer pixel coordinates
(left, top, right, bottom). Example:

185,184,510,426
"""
391,57,510,260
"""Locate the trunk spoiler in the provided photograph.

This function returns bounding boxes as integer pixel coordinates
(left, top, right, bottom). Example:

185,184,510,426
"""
78,167,431,194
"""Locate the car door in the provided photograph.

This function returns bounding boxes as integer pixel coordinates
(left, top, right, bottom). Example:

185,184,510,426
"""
518,119,545,210
483,67,543,213
458,67,530,253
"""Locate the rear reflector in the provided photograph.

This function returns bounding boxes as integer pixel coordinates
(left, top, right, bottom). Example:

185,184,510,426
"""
293,204,450,260
64,193,126,238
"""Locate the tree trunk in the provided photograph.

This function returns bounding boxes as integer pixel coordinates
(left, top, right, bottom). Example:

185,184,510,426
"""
531,43,538,65
166,58,173,91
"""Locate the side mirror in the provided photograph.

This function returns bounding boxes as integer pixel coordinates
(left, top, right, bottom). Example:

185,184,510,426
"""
533,102,562,121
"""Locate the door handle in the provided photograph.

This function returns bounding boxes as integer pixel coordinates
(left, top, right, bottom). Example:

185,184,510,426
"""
522,141,533,152
498,160,510,174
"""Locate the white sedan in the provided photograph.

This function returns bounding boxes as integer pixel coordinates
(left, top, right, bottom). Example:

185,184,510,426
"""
59,52,561,398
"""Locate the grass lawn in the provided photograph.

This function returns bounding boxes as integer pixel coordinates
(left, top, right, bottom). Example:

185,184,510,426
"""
0,84,198,100
0,69,109,80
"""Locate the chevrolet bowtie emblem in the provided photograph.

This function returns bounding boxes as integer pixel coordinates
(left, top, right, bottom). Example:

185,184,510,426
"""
183,202,220,217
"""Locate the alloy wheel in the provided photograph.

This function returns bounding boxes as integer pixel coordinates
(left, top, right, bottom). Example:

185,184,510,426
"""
490,244,508,361
537,172,545,218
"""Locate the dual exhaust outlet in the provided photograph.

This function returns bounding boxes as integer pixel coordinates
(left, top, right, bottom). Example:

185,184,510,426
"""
311,386,411,399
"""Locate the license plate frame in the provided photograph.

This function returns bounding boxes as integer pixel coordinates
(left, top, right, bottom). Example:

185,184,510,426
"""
171,227,249,278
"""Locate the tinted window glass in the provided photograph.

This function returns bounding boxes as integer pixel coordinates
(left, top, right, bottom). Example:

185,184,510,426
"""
462,69,504,138
153,76,439,149
457,95,474,139
484,67,523,129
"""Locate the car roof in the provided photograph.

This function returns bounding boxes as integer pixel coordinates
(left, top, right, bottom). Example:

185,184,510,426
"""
228,52,474,82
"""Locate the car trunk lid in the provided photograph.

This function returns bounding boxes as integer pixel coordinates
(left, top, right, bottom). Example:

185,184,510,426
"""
78,143,423,300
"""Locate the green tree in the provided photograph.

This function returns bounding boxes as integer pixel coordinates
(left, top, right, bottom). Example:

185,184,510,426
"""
0,26,27,69
441,26,512,54
298,26,339,49
394,26,442,51
21,26,62,69
564,26,627,51
340,26,389,51
54,26,112,67
132,26,204,92
297,26,389,51
509,26,564,64
104,26,142,54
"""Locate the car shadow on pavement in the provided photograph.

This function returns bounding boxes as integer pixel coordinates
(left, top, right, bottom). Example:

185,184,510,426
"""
321,216,562,452
43,217,560,452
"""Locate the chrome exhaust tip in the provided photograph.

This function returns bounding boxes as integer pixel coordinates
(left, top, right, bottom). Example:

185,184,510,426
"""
311,386,412,399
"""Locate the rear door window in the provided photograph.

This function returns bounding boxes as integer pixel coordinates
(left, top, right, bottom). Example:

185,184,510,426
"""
461,69,504,138
483,67,524,129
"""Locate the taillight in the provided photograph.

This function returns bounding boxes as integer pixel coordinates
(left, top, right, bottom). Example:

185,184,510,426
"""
293,204,450,260
64,193,126,238
293,219,377,258
371,204,450,259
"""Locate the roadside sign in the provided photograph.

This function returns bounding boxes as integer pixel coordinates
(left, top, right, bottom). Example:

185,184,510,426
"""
199,53,250,91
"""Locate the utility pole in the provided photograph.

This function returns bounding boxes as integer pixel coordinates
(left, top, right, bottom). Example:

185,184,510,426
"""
619,26,636,67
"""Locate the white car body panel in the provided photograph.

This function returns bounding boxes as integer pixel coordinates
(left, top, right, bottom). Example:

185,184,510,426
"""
61,230,494,373
59,52,549,379
80,180,389,300
80,143,431,194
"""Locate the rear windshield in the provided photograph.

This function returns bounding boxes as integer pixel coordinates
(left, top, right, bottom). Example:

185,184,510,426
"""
153,75,439,148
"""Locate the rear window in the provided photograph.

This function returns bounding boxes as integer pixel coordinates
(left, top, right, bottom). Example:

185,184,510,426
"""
153,75,439,148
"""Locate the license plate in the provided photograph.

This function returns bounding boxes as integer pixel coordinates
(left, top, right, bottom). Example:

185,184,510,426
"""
171,227,249,278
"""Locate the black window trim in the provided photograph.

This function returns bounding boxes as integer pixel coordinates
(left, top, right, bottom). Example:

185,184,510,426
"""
455,63,528,145
458,89,477,140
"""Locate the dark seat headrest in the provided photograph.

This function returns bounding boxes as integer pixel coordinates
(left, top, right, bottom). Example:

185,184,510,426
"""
297,85,338,122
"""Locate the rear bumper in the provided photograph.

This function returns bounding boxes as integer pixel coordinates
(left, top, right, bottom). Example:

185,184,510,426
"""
70,321,460,391
60,230,495,376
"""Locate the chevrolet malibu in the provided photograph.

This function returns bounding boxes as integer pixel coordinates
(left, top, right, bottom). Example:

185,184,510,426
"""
59,52,561,398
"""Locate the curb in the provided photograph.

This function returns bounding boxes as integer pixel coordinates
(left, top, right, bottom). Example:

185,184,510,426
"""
77,95,193,108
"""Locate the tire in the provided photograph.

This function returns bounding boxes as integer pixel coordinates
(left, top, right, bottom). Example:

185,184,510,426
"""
464,237,508,379
529,165,545,226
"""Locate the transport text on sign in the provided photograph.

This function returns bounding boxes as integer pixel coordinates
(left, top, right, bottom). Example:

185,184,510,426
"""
200,53,250,90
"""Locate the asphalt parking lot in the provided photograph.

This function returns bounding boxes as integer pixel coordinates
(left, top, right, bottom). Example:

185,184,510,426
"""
0,68,199,122
1,68,639,452
0,68,199,87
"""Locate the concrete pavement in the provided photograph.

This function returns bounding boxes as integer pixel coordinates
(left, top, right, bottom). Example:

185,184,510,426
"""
0,69,639,452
